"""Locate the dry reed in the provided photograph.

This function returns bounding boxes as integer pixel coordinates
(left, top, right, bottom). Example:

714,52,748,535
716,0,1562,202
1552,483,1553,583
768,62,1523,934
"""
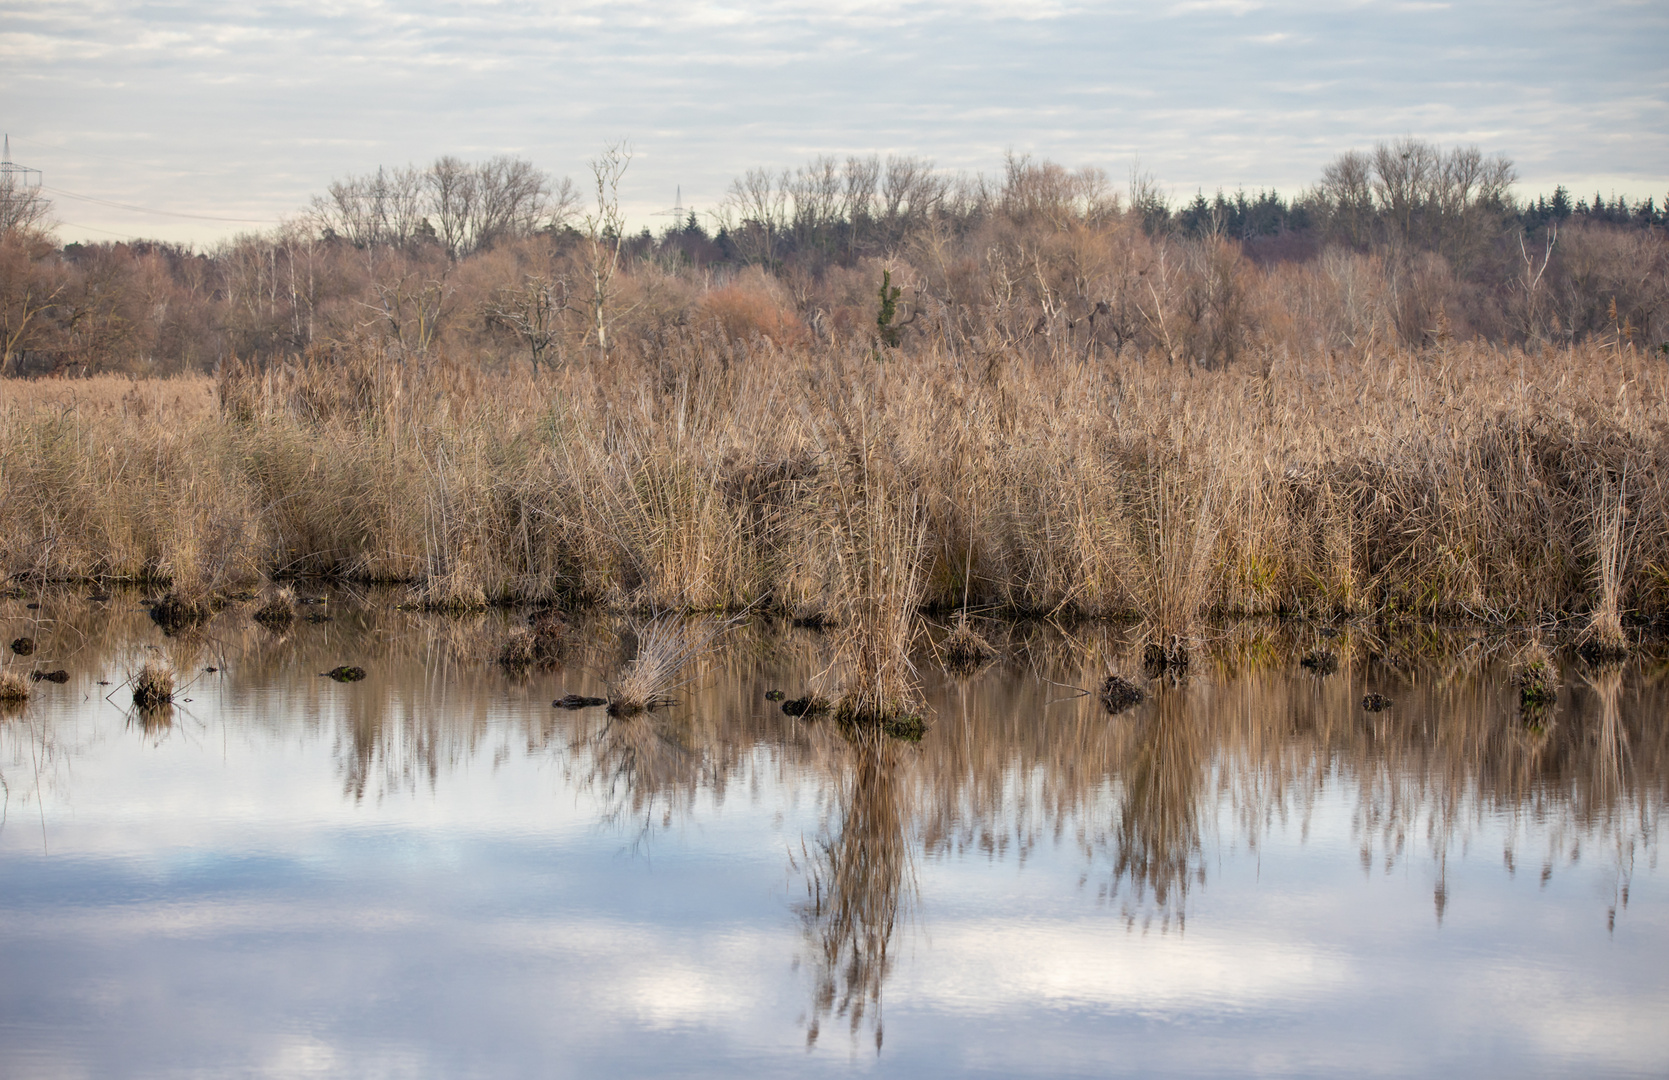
0,670,29,702
132,660,174,707
606,615,732,715
0,336,1665,656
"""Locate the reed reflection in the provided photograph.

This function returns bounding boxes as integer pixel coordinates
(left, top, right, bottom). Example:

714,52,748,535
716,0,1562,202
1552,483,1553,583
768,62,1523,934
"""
796,728,914,1052
1103,687,1206,929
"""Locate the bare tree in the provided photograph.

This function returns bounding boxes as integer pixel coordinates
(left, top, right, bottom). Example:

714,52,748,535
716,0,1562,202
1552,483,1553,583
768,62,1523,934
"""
311,165,426,249
724,167,789,263
489,274,567,374
1316,150,1375,250
427,155,479,260
582,142,631,359
0,172,53,238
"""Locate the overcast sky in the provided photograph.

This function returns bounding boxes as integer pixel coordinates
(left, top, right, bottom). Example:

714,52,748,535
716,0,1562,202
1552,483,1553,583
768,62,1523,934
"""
2,0,1665,246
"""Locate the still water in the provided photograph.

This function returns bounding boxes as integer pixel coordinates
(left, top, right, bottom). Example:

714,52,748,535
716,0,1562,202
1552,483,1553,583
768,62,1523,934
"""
1,594,1664,1078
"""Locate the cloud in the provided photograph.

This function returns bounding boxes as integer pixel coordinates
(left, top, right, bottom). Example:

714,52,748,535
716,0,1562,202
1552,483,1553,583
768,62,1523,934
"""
0,0,1663,243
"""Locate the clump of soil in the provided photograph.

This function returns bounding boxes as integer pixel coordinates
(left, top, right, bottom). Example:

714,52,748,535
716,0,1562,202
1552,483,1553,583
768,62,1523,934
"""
553,694,607,709
1099,674,1145,714
132,661,174,707
1361,693,1393,712
782,695,831,718
322,666,366,683
10,637,35,656
150,593,215,635
1300,649,1340,675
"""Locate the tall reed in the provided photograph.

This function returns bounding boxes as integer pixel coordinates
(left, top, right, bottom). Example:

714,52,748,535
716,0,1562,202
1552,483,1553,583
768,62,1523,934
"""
1,337,1665,645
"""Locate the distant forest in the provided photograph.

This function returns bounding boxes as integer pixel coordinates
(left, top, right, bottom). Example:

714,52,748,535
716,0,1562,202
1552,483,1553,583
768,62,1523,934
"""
2,138,1665,377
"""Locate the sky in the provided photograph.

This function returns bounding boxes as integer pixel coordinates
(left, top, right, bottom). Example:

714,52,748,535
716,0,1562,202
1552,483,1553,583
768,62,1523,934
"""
1,0,1665,247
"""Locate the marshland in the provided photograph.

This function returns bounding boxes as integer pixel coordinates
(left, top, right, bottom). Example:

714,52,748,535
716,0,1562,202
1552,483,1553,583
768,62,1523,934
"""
2,143,1667,1075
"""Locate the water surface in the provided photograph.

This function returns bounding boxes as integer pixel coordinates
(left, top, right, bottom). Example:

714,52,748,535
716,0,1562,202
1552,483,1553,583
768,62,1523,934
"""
1,595,1664,1078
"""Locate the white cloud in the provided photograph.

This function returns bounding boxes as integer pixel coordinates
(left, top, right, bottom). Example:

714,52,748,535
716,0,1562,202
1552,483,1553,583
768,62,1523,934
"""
0,1,1663,247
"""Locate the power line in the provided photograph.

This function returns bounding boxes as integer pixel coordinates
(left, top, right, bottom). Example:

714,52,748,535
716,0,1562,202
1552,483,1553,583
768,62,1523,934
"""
55,221,149,241
41,185,276,224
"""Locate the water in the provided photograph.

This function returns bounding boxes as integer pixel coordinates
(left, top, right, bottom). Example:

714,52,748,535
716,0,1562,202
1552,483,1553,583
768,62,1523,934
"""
1,594,1665,1078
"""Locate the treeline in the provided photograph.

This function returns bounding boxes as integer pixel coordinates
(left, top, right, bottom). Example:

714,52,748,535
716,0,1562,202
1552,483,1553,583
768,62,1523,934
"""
1,138,1665,377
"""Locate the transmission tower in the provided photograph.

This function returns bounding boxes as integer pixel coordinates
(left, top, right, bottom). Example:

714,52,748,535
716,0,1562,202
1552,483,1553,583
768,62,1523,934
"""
652,185,692,226
1,135,43,188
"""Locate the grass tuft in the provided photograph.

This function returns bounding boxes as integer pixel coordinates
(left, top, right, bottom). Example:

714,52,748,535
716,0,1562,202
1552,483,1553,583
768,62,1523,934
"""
607,615,733,715
150,592,215,635
498,614,566,668
940,618,996,675
1300,649,1340,676
132,661,174,707
252,587,296,628
0,670,30,702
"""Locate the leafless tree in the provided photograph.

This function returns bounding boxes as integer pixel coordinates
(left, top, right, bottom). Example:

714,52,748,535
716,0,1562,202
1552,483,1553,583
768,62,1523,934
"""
489,274,567,374
582,142,631,359
0,173,53,238
311,165,427,250
723,167,789,263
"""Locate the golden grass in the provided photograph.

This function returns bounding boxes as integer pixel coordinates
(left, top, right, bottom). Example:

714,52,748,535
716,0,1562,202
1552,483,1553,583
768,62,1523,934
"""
606,614,734,714
131,660,174,707
0,670,29,702
1,336,1665,662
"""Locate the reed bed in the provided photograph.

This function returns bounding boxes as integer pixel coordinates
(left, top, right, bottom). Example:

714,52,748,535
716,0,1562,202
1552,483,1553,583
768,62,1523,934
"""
1,336,1665,647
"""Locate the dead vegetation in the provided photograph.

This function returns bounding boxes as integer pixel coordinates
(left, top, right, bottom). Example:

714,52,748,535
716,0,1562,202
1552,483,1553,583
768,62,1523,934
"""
0,670,29,702
0,326,1665,670
131,660,174,707
497,614,566,668
605,615,733,715
252,587,297,629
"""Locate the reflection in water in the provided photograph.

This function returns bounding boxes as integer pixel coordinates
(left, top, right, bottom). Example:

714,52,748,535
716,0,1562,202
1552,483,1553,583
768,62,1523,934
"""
1,591,1666,1070
581,711,705,835
797,730,914,1051
128,704,175,743
1105,688,1205,930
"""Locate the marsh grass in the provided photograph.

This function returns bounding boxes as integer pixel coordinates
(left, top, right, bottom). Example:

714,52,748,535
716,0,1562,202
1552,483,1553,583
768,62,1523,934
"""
606,614,734,715
252,586,297,629
132,660,174,707
1580,474,1633,662
0,670,29,702
1,338,1666,654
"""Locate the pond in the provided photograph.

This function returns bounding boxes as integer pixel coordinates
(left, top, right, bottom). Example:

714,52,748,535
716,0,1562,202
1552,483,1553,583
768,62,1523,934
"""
1,593,1664,1078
